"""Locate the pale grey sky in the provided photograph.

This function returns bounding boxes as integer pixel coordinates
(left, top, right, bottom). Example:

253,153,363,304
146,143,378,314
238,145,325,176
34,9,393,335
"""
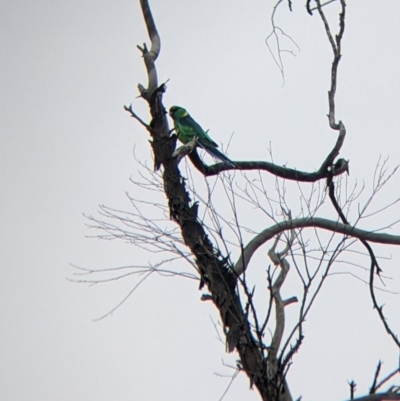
1,1,400,400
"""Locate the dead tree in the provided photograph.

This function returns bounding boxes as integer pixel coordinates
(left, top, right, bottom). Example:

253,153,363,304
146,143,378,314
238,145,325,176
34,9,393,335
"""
77,1,400,400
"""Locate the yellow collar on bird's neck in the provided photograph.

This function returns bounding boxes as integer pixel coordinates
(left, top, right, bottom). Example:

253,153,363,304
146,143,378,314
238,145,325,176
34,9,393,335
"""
182,111,188,117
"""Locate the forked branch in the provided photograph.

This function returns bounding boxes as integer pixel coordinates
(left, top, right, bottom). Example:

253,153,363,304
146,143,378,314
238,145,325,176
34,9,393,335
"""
315,0,346,130
137,0,161,99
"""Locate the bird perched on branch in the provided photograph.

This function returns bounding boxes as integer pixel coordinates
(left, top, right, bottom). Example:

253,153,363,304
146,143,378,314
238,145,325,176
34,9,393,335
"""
169,106,235,167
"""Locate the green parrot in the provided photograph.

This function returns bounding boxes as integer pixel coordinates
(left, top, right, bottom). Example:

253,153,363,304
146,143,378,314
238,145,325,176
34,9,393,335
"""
169,106,235,167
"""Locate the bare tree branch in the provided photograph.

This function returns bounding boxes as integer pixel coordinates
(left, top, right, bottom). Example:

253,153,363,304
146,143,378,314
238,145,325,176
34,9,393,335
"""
234,217,400,276
315,0,346,130
172,136,199,165
369,256,400,348
137,0,161,99
187,124,346,180
123,104,152,130
266,0,300,84
346,392,400,401
370,361,383,395
374,367,400,393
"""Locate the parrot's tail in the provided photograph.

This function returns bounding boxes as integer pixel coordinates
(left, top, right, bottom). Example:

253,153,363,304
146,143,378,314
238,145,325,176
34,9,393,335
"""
200,143,236,168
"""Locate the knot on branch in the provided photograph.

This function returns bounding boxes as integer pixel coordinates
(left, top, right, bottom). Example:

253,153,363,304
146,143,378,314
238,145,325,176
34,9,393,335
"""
332,158,349,175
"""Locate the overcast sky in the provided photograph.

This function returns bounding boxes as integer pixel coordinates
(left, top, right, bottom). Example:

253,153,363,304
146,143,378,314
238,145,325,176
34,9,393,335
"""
1,1,400,400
